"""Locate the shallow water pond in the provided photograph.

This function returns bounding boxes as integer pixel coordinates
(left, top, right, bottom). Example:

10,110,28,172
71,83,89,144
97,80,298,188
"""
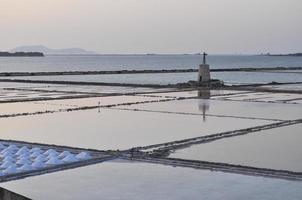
170,124,302,172
1,161,302,200
0,109,270,150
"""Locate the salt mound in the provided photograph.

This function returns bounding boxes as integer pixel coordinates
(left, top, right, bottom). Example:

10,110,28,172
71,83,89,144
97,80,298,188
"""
46,157,63,165
46,153,59,160
43,149,58,156
1,151,14,158
30,147,43,153
17,153,30,160
16,157,31,165
18,163,33,172
32,160,46,168
16,147,30,155
59,151,72,158
62,154,78,163
0,143,6,149
20,146,29,151
0,148,9,154
30,151,41,158
3,156,15,162
1,161,16,169
34,155,47,162
3,165,17,174
7,144,18,151
76,152,91,160
0,147,14,155
16,151,30,158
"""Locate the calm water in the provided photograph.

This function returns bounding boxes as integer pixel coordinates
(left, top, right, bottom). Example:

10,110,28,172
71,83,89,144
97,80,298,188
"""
2,161,302,200
0,54,302,72
0,55,301,85
0,108,267,150
170,124,302,172
118,98,302,121
6,71,302,85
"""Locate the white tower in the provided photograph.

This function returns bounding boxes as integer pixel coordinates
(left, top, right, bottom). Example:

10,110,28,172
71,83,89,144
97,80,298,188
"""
198,52,211,82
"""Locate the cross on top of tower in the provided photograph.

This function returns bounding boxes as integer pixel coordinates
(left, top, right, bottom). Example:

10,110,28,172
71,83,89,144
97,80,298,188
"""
202,52,207,65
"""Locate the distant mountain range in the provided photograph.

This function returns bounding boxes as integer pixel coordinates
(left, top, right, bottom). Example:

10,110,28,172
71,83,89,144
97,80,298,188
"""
11,45,97,55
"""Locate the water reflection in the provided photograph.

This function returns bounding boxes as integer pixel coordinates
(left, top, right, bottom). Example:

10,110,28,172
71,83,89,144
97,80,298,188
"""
169,124,302,172
197,90,210,122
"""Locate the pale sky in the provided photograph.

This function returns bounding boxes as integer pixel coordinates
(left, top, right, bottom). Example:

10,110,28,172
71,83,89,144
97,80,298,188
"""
0,0,301,54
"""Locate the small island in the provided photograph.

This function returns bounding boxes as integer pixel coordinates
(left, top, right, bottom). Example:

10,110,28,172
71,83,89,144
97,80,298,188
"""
0,51,44,57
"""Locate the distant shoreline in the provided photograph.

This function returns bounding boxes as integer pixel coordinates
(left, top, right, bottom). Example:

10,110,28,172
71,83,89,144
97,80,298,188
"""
260,53,302,57
0,67,300,77
0,52,44,57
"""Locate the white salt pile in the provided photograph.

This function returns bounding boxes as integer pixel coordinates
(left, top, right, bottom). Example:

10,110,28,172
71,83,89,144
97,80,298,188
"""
76,152,91,160
46,156,63,165
32,160,46,168
3,165,17,174
18,163,33,172
0,141,94,178
63,154,78,163
59,151,72,158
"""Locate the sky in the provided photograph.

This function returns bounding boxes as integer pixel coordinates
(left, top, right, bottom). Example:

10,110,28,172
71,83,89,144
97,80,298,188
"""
0,0,301,54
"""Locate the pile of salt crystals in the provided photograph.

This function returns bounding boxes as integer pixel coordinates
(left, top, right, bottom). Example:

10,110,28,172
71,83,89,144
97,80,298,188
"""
0,142,91,176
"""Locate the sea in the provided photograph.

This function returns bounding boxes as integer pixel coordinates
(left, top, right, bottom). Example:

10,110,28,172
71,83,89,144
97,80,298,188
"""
0,55,301,85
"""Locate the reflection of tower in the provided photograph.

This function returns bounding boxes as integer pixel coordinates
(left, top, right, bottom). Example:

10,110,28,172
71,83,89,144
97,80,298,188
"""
198,90,210,122
198,52,211,83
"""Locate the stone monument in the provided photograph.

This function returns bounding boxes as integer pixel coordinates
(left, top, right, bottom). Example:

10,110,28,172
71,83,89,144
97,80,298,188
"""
198,52,211,83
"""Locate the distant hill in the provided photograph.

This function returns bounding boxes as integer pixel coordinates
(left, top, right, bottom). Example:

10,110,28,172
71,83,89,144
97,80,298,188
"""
11,45,96,55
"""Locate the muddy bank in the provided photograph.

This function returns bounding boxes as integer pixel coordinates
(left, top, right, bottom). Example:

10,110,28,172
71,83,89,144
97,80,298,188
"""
0,69,196,77
112,107,284,122
221,82,302,94
0,78,224,89
131,157,302,181
1,77,301,92
211,66,302,72
0,67,301,77
136,119,302,151
0,93,103,104
0,97,177,118
0,79,172,88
